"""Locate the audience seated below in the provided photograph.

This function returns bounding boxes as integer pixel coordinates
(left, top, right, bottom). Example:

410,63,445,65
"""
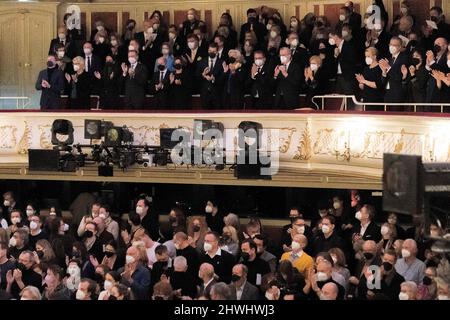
0,189,449,301
36,3,450,111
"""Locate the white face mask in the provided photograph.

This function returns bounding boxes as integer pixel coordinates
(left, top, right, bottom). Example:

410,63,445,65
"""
291,21,298,28
57,51,65,59
331,255,338,264
125,255,135,265
205,205,213,213
99,213,106,220
381,226,390,236
447,60,450,69
187,14,195,21
104,280,113,291
401,249,411,258
169,33,176,40
296,226,305,234
310,63,318,72
365,57,374,65
316,272,329,282
280,56,288,64
11,217,21,225
147,27,153,35
83,48,92,55
128,45,135,51
438,294,450,300
187,42,196,50
9,237,17,247
58,33,66,40
389,45,398,55
291,241,301,251
29,221,38,230
398,292,409,300
76,289,86,300
68,266,80,276
328,38,336,46
355,211,362,220
3,200,10,207
342,30,349,38
400,7,408,15
110,40,118,46
291,39,299,47
26,209,34,217
339,14,346,22
265,291,274,300
73,64,80,72
322,225,330,234
203,242,213,252
254,59,264,67
128,57,137,65
266,24,272,31
270,31,277,38
96,26,104,32
63,223,69,232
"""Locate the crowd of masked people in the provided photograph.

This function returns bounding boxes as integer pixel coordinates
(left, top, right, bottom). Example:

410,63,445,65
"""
0,187,449,301
36,2,450,111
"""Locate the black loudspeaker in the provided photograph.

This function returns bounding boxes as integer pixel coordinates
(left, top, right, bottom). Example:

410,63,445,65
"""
28,149,59,171
383,153,423,215
234,150,271,180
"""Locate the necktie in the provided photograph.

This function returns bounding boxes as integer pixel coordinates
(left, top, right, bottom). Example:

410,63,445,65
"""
160,71,164,83
227,72,232,94
209,59,213,70
87,56,91,72
257,67,261,74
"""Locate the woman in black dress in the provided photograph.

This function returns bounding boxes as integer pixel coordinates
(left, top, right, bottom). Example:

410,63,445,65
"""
304,55,328,108
356,47,384,110
220,50,246,109
65,56,95,109
168,57,192,109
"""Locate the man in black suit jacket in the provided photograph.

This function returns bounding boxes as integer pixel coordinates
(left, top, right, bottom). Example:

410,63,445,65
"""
49,26,77,59
228,264,259,300
150,56,171,109
200,232,235,284
353,204,381,243
120,50,149,109
35,55,65,110
246,50,274,108
239,9,266,46
135,20,167,78
345,1,362,36
426,37,449,103
273,47,302,109
330,31,357,105
379,36,409,104
196,43,224,109
82,42,102,76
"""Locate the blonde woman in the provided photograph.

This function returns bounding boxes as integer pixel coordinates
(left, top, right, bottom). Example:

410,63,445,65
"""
378,222,397,253
65,56,94,109
219,225,239,257
93,29,110,63
35,239,57,266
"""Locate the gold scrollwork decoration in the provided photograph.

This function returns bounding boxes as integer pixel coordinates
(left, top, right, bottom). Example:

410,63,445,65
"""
0,126,18,149
279,128,297,154
17,121,31,154
293,124,311,160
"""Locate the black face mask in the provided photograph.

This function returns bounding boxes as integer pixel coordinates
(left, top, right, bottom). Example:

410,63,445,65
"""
222,234,230,242
169,217,177,224
248,17,257,24
208,52,217,59
228,57,236,64
430,16,438,23
382,261,393,271
93,273,103,283
193,225,200,232
231,274,241,283
108,295,117,300
363,252,374,260
174,64,182,70
47,61,55,68
319,48,327,54
289,216,297,223
411,58,421,65
241,252,250,261
72,251,81,259
84,230,94,238
16,262,26,272
127,25,135,30
158,64,166,71
104,251,115,258
409,40,418,48
36,250,44,259
423,276,433,286
434,45,442,54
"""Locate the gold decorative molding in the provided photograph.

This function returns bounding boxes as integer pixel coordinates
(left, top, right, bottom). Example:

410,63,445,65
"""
17,121,31,155
0,126,18,149
293,123,311,160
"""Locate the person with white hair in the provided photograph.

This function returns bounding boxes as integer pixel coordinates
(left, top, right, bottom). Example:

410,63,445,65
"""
169,256,197,298
20,286,42,300
399,281,418,300
395,239,426,284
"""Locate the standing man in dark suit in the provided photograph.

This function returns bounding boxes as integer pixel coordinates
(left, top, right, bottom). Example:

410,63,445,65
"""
82,42,102,76
329,31,358,108
273,47,302,109
239,9,266,47
425,37,449,103
184,34,205,94
200,232,235,284
246,50,274,109
379,36,409,103
35,55,65,110
353,204,381,243
196,43,224,109
150,56,171,109
120,50,149,110
49,26,76,59
228,264,259,300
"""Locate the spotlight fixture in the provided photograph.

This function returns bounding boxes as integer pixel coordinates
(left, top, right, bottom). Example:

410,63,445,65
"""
104,125,134,147
51,119,74,146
